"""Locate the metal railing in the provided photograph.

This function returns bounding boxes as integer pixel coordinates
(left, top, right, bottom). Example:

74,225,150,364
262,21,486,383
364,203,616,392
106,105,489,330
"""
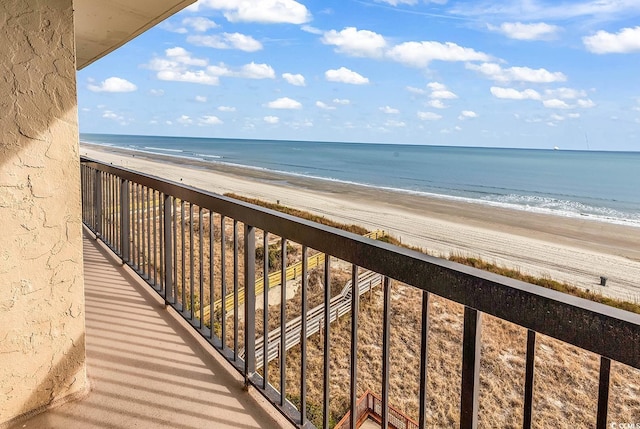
80,157,640,429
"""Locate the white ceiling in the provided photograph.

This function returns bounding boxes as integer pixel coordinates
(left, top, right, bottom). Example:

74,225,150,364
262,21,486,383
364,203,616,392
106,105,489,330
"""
74,0,195,69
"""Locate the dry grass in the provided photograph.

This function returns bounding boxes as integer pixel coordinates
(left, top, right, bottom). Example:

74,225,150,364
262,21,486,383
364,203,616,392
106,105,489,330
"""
131,192,640,427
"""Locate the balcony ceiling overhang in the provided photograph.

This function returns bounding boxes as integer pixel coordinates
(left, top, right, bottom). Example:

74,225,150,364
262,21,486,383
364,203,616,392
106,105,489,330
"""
74,0,195,70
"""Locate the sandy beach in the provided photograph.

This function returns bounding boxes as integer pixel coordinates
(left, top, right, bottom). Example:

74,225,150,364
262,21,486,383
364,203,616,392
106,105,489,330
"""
81,143,640,302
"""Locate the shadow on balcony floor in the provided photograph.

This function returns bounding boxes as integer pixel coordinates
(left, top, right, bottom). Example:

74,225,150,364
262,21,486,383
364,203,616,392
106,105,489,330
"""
14,230,289,429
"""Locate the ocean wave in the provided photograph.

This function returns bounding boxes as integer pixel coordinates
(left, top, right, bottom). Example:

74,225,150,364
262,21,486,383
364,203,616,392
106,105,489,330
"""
144,146,184,153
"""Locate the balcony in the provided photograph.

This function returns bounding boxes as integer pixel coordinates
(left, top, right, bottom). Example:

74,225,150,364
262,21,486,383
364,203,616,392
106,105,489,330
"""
18,157,640,428
12,231,287,429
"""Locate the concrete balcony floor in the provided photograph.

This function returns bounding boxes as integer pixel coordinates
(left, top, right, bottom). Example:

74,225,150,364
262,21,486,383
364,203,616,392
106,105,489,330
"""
14,231,290,429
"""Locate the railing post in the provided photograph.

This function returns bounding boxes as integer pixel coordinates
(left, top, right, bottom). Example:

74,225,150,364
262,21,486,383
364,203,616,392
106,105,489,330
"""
596,356,611,429
460,307,481,429
244,224,256,387
94,169,102,238
163,194,173,306
120,179,130,264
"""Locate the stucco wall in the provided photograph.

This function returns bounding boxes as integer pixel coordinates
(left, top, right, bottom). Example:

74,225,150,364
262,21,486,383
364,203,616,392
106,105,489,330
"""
0,0,87,424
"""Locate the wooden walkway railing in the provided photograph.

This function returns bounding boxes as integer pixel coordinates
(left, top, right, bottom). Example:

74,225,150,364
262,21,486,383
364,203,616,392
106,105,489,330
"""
335,390,418,429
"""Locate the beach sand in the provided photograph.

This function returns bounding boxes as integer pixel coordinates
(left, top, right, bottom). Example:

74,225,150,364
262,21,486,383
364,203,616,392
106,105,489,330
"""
81,143,640,302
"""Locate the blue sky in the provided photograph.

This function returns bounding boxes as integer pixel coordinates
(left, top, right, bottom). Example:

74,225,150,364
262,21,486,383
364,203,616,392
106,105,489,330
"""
78,0,640,150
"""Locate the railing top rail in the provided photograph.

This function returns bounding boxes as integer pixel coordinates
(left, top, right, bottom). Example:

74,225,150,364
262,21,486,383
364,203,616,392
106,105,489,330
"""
80,157,640,368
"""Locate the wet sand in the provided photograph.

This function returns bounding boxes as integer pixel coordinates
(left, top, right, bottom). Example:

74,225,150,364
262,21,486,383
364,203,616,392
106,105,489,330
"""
81,143,640,301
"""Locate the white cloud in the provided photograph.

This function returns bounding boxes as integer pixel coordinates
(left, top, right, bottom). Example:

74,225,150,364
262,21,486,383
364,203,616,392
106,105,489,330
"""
467,62,567,83
239,62,276,79
193,0,311,24
157,69,220,85
195,95,207,102
264,115,280,124
316,101,336,110
325,67,369,84
584,26,640,53
431,89,458,99
267,97,302,109
422,82,457,107
177,115,193,125
568,113,581,118
459,110,478,120
102,110,123,121
406,86,427,95
301,25,323,35
322,27,387,58
376,0,419,5
543,99,571,109
490,87,542,100
450,1,640,22
182,17,218,32
385,119,406,127
218,106,236,112
199,115,223,125
282,73,306,86
544,87,586,99
550,114,565,121
149,89,164,96
489,22,560,40
88,77,137,93
187,33,263,52
165,47,208,66
417,111,442,121
387,41,490,67
428,100,447,109
380,106,400,114
333,98,351,105
577,98,596,108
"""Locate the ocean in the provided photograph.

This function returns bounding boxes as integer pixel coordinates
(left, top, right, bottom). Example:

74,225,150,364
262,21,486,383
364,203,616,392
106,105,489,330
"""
80,133,640,228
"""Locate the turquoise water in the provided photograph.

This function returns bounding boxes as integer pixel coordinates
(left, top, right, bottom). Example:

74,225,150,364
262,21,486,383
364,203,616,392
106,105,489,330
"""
81,133,640,227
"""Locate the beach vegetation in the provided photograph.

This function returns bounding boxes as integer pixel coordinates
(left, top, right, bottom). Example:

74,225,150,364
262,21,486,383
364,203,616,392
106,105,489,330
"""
227,192,640,315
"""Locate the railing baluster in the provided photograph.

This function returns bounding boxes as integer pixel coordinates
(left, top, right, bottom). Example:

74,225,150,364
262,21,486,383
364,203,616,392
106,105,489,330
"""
234,220,239,359
121,180,129,264
209,210,215,338
300,245,308,426
381,276,391,429
523,330,536,429
263,231,269,389
199,207,204,327
163,195,173,307
418,291,430,429
596,356,611,429
460,307,482,429
140,185,145,275
94,169,101,238
147,186,151,280
244,224,256,386
159,192,164,297
280,237,287,406
221,215,227,349
135,183,142,272
173,197,178,304
323,255,331,429
350,264,359,429
190,203,195,320
153,189,157,286
181,200,186,311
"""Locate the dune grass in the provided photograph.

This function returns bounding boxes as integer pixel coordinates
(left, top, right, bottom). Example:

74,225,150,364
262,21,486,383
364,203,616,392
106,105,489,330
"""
225,192,640,315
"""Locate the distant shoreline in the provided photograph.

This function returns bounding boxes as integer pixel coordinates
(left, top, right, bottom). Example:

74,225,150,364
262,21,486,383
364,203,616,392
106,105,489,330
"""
80,141,640,229
80,142,640,300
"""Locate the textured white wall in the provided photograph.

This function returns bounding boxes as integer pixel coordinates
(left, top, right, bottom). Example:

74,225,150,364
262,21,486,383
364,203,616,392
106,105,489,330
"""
0,0,87,424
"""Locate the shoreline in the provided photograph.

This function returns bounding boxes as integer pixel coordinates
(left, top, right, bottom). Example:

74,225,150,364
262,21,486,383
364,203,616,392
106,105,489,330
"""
80,142,640,301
